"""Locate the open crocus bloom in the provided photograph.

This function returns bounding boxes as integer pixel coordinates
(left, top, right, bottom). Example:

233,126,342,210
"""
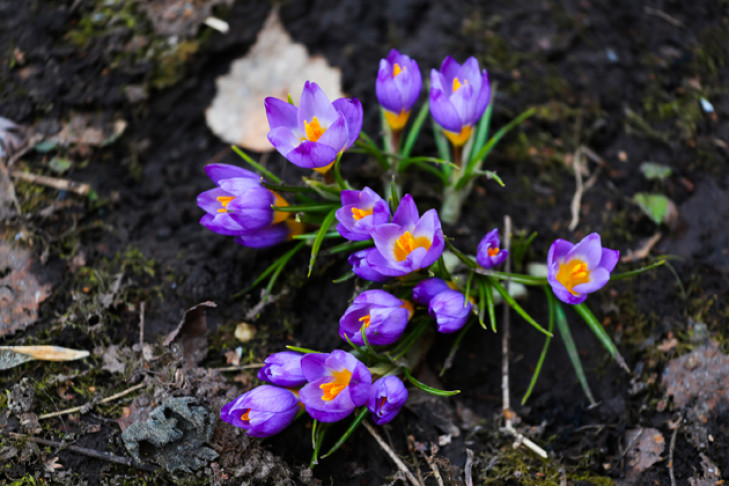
547,233,619,305
376,49,422,131
339,289,413,346
220,385,299,437
429,56,490,147
265,81,363,171
336,187,391,241
299,350,371,423
366,194,445,277
198,164,288,236
367,376,408,425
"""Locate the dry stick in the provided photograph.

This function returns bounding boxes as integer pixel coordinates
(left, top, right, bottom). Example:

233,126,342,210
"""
668,413,683,486
499,215,548,459
362,421,421,486
644,7,684,27
10,170,91,196
421,444,444,486
464,448,475,486
2,431,157,472
568,148,584,231
213,363,265,372
38,383,145,420
138,301,146,350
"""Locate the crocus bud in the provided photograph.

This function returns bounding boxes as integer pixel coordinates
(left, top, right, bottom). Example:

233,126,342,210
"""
367,376,408,425
348,248,391,282
476,228,508,269
376,49,422,131
257,351,307,387
429,289,472,333
339,290,412,346
220,385,299,437
412,277,451,306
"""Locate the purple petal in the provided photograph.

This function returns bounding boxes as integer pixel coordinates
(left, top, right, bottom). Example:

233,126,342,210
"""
391,194,419,227
234,223,289,248
285,141,339,169
332,97,363,149
376,68,404,113
412,278,451,306
200,213,248,236
599,248,620,273
265,97,299,130
205,164,259,184
348,248,391,282
429,89,464,132
298,81,338,128
315,112,347,152
547,239,574,267
572,267,611,294
268,126,302,157
568,233,603,268
197,187,231,214
439,56,462,84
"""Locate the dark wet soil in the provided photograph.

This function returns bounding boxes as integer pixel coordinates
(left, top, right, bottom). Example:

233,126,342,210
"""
1,0,728,484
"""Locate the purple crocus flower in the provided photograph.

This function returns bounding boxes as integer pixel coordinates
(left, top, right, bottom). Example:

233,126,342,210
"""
336,187,391,241
376,49,422,132
234,219,304,248
339,290,414,346
429,56,491,147
476,228,508,269
348,248,391,282
257,351,307,387
198,164,289,236
412,277,452,306
429,289,472,333
547,233,619,305
365,194,445,277
299,350,372,423
220,385,299,437
265,81,363,171
367,376,408,425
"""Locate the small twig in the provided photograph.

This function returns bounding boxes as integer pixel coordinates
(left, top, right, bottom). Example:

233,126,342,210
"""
668,413,683,486
2,431,157,472
138,301,146,349
38,383,145,420
502,424,548,459
363,421,421,486
620,232,662,263
464,449,475,486
568,148,584,231
10,169,91,196
419,443,444,486
502,215,512,425
644,7,684,27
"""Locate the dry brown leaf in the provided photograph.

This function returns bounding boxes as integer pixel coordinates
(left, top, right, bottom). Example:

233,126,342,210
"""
0,346,90,370
0,242,52,338
205,9,344,151
164,301,216,368
53,113,127,150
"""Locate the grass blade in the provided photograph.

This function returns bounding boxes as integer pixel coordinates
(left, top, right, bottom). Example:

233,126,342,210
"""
521,289,556,404
320,407,369,459
554,298,596,405
489,277,552,337
356,133,389,170
308,208,338,277
286,345,323,354
325,239,372,255
233,241,305,297
400,101,430,160
402,367,460,396
231,145,281,184
474,268,547,286
574,302,629,372
482,277,497,332
610,259,665,281
467,87,495,163
333,151,347,191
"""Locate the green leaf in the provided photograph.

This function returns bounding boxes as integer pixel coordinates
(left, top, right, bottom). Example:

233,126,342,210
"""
34,140,58,153
640,162,672,181
231,146,282,184
389,178,400,213
333,152,347,191
355,133,389,170
287,93,295,105
633,192,674,225
310,420,328,467
400,101,430,160
308,208,338,277
573,303,630,372
475,268,547,286
443,238,477,269
554,297,596,405
402,367,460,396
325,239,372,256
611,259,665,281
262,182,317,194
320,407,368,459
48,157,72,174
273,203,338,213
521,289,556,404
431,119,452,174
467,87,495,163
234,241,305,297
489,278,552,337
482,278,497,332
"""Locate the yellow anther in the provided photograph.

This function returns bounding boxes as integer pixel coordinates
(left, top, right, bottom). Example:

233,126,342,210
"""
216,195,235,213
452,77,467,92
393,231,432,262
358,314,371,329
393,63,403,77
351,207,373,221
304,116,326,142
555,259,591,296
488,247,500,257
240,409,251,422
320,368,352,401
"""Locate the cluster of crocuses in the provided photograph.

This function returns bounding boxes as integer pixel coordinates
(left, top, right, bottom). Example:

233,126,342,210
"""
221,349,408,437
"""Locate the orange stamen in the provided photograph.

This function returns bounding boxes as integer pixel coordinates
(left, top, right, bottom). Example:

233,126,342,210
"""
393,231,432,262
379,396,387,410
216,195,235,213
304,116,326,142
488,247,500,257
555,259,591,296
358,314,371,329
452,77,467,92
320,368,352,401
393,63,403,76
240,409,251,422
351,206,373,221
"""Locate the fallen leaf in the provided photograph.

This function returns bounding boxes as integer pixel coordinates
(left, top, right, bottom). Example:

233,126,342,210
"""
0,346,90,370
640,162,673,181
52,113,127,151
0,243,52,338
138,0,232,37
633,192,679,228
623,428,665,485
164,301,216,368
206,9,344,151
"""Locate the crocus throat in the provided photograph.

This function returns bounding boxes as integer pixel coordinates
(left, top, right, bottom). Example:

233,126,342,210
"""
358,314,371,329
444,125,472,147
320,368,352,401
555,259,591,296
401,300,414,319
271,191,290,224
384,109,410,131
378,396,387,410
240,409,251,422
393,63,403,77
304,116,326,142
488,247,500,257
393,231,432,262
452,77,467,92
351,206,373,221
216,195,235,213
